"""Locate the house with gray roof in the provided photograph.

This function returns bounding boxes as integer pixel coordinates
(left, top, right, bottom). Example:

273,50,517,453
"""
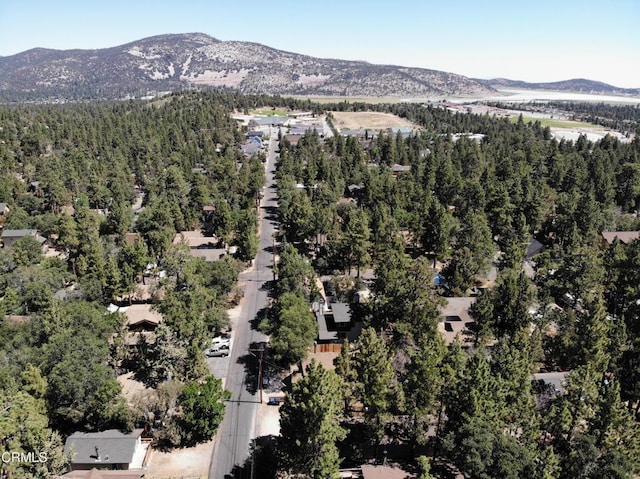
64,429,148,471
313,297,362,343
1,229,47,249
241,141,262,158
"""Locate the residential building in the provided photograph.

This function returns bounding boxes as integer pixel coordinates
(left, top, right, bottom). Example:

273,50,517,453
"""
1,229,47,249
64,429,148,471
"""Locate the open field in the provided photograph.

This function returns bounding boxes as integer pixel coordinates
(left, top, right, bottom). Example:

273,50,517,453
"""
507,116,602,129
330,111,417,130
287,89,640,106
250,108,288,116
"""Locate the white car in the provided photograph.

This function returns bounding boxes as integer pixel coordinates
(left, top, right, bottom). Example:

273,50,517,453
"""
211,334,231,347
205,342,230,357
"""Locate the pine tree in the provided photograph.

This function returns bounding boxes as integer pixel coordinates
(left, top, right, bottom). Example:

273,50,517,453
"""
279,361,346,479
354,328,396,437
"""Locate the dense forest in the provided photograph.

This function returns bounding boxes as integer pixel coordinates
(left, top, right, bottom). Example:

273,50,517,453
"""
0,91,313,477
268,102,640,478
1,91,639,478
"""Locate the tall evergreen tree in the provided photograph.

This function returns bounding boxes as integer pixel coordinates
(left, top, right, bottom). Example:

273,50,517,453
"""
279,361,346,479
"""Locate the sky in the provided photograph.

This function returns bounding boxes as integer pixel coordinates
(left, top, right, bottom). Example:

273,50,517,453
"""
0,0,638,88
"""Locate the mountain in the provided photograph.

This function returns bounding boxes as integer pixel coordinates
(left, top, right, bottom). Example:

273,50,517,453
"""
476,77,640,96
0,33,496,101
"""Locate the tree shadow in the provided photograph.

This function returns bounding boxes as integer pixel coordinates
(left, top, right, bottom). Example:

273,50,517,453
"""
262,205,279,218
235,340,270,395
259,279,275,292
224,435,279,479
235,352,259,396
249,306,270,331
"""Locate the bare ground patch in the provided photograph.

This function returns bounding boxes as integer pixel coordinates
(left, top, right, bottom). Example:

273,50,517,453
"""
330,111,417,131
145,440,213,479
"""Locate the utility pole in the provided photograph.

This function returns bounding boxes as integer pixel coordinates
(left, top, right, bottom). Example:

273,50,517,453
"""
249,345,265,403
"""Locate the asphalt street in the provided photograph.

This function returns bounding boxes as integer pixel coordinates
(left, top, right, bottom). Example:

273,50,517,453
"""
209,131,279,479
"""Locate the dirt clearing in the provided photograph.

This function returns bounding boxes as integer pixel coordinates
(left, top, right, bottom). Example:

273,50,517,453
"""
144,440,213,479
330,111,417,131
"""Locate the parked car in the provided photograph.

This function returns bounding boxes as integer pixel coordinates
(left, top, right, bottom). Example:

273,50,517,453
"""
205,343,230,357
211,334,231,347
267,396,284,406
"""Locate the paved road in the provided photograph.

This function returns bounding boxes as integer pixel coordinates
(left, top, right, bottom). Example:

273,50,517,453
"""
209,132,279,479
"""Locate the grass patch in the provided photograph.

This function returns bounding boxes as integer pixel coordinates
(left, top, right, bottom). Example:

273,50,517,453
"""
250,108,289,116
508,115,601,129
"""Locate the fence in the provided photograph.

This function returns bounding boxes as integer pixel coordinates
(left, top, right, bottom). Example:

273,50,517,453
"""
315,342,343,353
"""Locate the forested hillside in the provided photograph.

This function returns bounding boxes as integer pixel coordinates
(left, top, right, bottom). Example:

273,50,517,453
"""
271,102,640,477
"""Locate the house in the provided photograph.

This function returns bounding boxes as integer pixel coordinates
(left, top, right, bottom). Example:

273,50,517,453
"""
283,134,302,147
64,429,148,471
438,297,476,345
346,183,364,196
289,111,314,119
312,297,362,343
107,303,162,348
390,164,411,176
241,141,262,157
601,231,640,247
289,125,323,136
387,126,414,138
172,230,226,262
526,237,545,259
340,128,369,138
1,229,47,249
247,130,263,139
109,303,163,332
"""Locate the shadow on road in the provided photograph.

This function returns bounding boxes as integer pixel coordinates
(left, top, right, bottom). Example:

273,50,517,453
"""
236,340,270,395
262,205,279,218
235,352,258,396
259,279,275,292
250,306,270,331
223,435,278,479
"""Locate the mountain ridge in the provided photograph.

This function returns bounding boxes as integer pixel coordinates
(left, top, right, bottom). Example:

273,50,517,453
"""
475,77,639,96
0,32,494,101
1,33,636,102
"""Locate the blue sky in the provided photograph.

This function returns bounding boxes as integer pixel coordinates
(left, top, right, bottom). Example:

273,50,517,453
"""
1,0,638,87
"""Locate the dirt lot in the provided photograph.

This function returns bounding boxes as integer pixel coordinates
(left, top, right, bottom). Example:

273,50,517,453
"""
144,440,213,479
330,111,416,131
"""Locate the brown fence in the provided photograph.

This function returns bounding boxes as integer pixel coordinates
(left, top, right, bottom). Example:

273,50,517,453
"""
315,343,342,353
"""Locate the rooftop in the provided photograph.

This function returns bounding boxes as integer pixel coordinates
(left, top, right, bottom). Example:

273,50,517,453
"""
108,303,163,327
438,297,476,345
64,429,144,467
1,229,37,238
601,231,640,245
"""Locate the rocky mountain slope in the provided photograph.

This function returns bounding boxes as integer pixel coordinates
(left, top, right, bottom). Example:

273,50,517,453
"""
476,77,639,96
0,33,495,101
